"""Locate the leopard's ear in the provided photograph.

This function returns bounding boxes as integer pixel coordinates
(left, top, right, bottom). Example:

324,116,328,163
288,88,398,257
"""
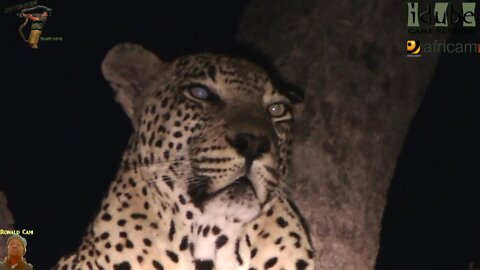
102,43,166,120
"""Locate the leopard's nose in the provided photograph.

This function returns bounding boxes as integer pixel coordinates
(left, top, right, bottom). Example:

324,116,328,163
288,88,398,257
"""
227,133,270,161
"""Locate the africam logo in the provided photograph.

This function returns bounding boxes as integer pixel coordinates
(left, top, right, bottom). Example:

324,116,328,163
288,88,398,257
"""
17,5,52,49
406,40,422,57
406,39,480,57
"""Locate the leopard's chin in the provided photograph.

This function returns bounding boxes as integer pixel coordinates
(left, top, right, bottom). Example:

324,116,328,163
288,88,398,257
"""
188,175,258,208
201,176,261,224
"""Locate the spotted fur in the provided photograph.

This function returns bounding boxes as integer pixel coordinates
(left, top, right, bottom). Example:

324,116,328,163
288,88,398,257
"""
53,43,314,270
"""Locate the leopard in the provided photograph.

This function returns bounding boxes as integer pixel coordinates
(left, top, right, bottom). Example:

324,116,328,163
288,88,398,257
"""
53,43,315,270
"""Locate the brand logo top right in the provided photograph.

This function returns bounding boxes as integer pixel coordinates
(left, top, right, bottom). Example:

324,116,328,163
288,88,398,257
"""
407,2,476,27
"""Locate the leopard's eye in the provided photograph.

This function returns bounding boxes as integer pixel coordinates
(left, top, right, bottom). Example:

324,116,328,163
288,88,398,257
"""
189,86,210,100
267,103,287,117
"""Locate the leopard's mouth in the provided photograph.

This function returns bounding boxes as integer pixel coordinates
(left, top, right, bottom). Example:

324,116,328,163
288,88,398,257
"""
188,176,256,209
232,176,255,189
230,176,258,198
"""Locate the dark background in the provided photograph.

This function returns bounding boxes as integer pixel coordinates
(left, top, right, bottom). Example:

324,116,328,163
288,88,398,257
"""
1,1,479,269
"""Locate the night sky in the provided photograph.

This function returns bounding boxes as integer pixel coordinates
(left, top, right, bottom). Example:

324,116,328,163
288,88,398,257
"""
1,1,479,269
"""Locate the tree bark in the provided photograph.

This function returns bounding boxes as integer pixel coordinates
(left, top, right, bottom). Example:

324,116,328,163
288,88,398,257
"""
238,1,439,269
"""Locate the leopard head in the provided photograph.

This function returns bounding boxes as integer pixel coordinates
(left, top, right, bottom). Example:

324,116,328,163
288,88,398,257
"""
102,44,300,210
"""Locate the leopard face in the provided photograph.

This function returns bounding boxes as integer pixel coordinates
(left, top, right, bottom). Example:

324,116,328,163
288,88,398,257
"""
124,52,296,215
53,44,314,270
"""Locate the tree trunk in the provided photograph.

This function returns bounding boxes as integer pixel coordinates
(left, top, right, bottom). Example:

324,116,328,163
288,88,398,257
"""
238,1,439,269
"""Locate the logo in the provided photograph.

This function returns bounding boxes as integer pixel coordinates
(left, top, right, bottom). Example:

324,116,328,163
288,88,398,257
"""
406,40,422,57
407,2,477,35
407,2,476,27
17,5,53,49
406,1,479,57
406,40,480,56
4,2,62,49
